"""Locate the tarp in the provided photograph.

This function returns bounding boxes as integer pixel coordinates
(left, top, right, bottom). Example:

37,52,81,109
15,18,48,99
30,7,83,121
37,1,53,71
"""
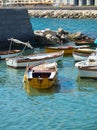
8,38,33,49
94,39,97,44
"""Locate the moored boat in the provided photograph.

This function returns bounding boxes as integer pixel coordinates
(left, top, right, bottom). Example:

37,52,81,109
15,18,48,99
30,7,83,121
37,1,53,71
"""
75,39,95,46
73,48,95,61
0,38,33,60
75,52,97,78
45,45,90,56
6,51,64,68
0,50,21,60
45,46,74,55
23,62,58,89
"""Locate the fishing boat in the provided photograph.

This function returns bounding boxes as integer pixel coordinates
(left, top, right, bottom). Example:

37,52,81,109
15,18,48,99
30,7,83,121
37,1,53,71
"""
75,38,95,46
0,38,33,60
6,51,64,68
23,62,58,89
0,50,21,60
45,46,74,55
45,45,90,56
73,48,95,61
75,52,97,78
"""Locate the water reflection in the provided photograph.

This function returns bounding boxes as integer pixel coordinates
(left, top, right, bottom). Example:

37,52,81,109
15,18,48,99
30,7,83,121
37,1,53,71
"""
23,79,60,96
0,66,25,87
76,76,97,93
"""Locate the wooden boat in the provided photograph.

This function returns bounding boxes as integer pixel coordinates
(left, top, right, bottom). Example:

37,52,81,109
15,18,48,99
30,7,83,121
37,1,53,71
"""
45,45,90,56
23,62,58,89
75,52,97,78
73,48,95,61
45,46,74,55
6,51,64,68
75,39,94,46
0,38,33,60
0,50,21,60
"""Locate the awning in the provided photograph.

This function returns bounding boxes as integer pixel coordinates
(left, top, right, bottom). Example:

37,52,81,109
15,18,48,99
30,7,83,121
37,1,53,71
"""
8,38,33,49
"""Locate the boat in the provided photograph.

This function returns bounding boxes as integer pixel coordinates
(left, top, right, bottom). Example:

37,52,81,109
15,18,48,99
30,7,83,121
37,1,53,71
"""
24,79,60,96
23,61,58,89
45,46,74,55
6,51,64,68
75,52,97,78
0,50,21,60
0,38,33,60
75,39,95,46
73,48,95,61
45,45,90,56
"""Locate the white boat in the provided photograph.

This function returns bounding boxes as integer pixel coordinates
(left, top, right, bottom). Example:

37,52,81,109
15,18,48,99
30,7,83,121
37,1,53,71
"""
75,52,97,78
6,51,64,68
0,50,21,60
0,38,33,60
73,48,95,61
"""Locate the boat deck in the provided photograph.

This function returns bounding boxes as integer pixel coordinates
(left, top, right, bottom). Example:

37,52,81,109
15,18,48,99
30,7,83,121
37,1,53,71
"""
79,66,97,71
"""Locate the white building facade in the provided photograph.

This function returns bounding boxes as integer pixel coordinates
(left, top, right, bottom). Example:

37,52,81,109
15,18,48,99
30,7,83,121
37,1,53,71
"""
0,0,97,6
0,0,53,7
55,0,97,6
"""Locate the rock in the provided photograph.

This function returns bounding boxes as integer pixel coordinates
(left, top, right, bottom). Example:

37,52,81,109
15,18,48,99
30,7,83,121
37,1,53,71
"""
43,28,57,36
57,28,69,35
34,30,44,36
34,28,93,47
68,32,82,40
51,36,60,43
45,34,52,39
28,10,97,19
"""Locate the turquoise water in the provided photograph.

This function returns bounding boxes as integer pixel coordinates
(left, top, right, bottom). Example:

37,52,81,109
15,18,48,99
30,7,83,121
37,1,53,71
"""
1,18,97,130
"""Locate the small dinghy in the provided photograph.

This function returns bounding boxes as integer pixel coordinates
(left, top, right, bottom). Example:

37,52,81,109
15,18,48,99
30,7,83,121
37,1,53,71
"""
23,62,58,89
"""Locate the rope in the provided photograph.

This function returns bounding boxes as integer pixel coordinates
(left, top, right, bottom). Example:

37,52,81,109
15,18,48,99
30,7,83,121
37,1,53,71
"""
8,39,13,55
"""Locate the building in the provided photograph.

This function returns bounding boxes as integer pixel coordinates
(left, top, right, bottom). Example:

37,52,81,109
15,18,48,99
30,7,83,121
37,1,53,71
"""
54,0,97,6
0,0,53,7
0,0,97,7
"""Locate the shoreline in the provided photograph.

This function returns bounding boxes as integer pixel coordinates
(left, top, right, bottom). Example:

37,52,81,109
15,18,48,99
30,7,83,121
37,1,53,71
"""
28,9,97,19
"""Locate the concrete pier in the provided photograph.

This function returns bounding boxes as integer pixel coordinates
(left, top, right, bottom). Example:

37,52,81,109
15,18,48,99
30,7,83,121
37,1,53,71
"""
0,8,35,50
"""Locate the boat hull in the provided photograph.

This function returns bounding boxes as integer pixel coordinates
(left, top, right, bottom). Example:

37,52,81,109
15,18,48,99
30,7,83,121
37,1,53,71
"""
23,62,58,89
24,75,57,89
6,51,64,68
73,52,90,61
77,68,97,78
75,39,94,46
73,48,95,61
45,47,74,56
75,60,97,78
0,51,21,60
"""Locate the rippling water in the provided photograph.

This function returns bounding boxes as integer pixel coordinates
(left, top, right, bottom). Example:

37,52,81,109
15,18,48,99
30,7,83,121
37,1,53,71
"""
0,18,97,130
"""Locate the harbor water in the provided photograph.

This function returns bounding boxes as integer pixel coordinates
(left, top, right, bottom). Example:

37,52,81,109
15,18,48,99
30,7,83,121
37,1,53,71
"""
0,18,97,130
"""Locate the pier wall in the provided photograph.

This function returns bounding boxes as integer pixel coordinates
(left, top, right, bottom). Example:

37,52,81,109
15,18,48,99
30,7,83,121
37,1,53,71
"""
0,8,35,50
28,9,97,19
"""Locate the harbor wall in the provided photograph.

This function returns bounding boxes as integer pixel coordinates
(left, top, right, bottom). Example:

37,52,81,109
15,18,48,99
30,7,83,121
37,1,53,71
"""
0,8,35,50
28,9,97,19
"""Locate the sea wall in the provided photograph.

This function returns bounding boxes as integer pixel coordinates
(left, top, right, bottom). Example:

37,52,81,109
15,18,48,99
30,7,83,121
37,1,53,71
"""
0,8,35,50
28,10,97,19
